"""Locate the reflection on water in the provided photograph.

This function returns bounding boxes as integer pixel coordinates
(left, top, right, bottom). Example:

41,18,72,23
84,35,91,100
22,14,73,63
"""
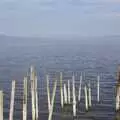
0,36,120,119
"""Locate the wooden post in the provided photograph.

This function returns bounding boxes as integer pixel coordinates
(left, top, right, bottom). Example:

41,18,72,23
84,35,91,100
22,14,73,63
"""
116,66,120,111
30,66,34,81
23,77,27,120
31,66,36,120
9,80,16,120
0,90,3,120
116,85,120,111
68,80,70,104
47,74,51,113
31,80,35,120
35,76,38,120
63,83,67,104
72,75,76,117
97,75,100,103
23,77,28,120
84,85,88,111
78,75,82,101
88,81,92,107
60,72,64,108
48,80,57,120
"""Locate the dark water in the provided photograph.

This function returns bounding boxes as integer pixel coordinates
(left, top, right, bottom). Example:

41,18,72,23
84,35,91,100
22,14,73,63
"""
0,36,120,120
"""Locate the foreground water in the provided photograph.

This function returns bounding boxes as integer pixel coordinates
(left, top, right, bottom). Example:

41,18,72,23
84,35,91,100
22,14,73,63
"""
0,36,120,119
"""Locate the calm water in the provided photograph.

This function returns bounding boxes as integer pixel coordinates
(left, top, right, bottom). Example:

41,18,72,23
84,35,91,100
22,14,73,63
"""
0,36,119,120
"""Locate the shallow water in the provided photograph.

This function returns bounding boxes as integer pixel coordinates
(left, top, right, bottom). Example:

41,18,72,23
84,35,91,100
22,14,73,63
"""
0,36,119,120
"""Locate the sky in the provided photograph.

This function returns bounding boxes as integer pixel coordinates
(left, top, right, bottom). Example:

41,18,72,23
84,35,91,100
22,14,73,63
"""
0,0,120,37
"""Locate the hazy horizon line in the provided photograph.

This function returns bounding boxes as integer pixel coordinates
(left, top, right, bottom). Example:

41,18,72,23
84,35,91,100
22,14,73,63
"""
0,33,120,39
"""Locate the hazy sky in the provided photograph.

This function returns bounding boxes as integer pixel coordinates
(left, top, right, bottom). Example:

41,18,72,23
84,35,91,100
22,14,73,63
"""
0,0,120,37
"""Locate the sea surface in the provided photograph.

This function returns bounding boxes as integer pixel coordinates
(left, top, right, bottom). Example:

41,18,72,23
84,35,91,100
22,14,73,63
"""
0,36,120,120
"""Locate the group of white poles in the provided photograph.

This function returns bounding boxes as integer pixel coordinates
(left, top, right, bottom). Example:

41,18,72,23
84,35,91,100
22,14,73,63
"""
0,65,39,120
0,80,16,120
0,68,100,120
47,72,100,118
46,74,57,120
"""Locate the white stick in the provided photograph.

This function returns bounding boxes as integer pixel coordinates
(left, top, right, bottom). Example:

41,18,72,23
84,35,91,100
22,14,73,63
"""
116,86,120,111
64,83,67,104
35,76,38,120
78,75,82,101
116,94,119,111
48,80,57,120
88,82,92,107
68,80,70,104
84,85,88,111
9,80,16,120
60,72,64,108
97,75,100,102
72,75,76,116
47,74,51,113
23,77,28,120
31,71,35,120
30,66,34,80
0,90,3,120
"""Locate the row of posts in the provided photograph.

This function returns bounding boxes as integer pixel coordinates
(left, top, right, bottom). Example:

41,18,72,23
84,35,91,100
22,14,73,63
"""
0,66,39,120
46,72,100,119
0,65,58,120
0,69,100,120
2,66,120,120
